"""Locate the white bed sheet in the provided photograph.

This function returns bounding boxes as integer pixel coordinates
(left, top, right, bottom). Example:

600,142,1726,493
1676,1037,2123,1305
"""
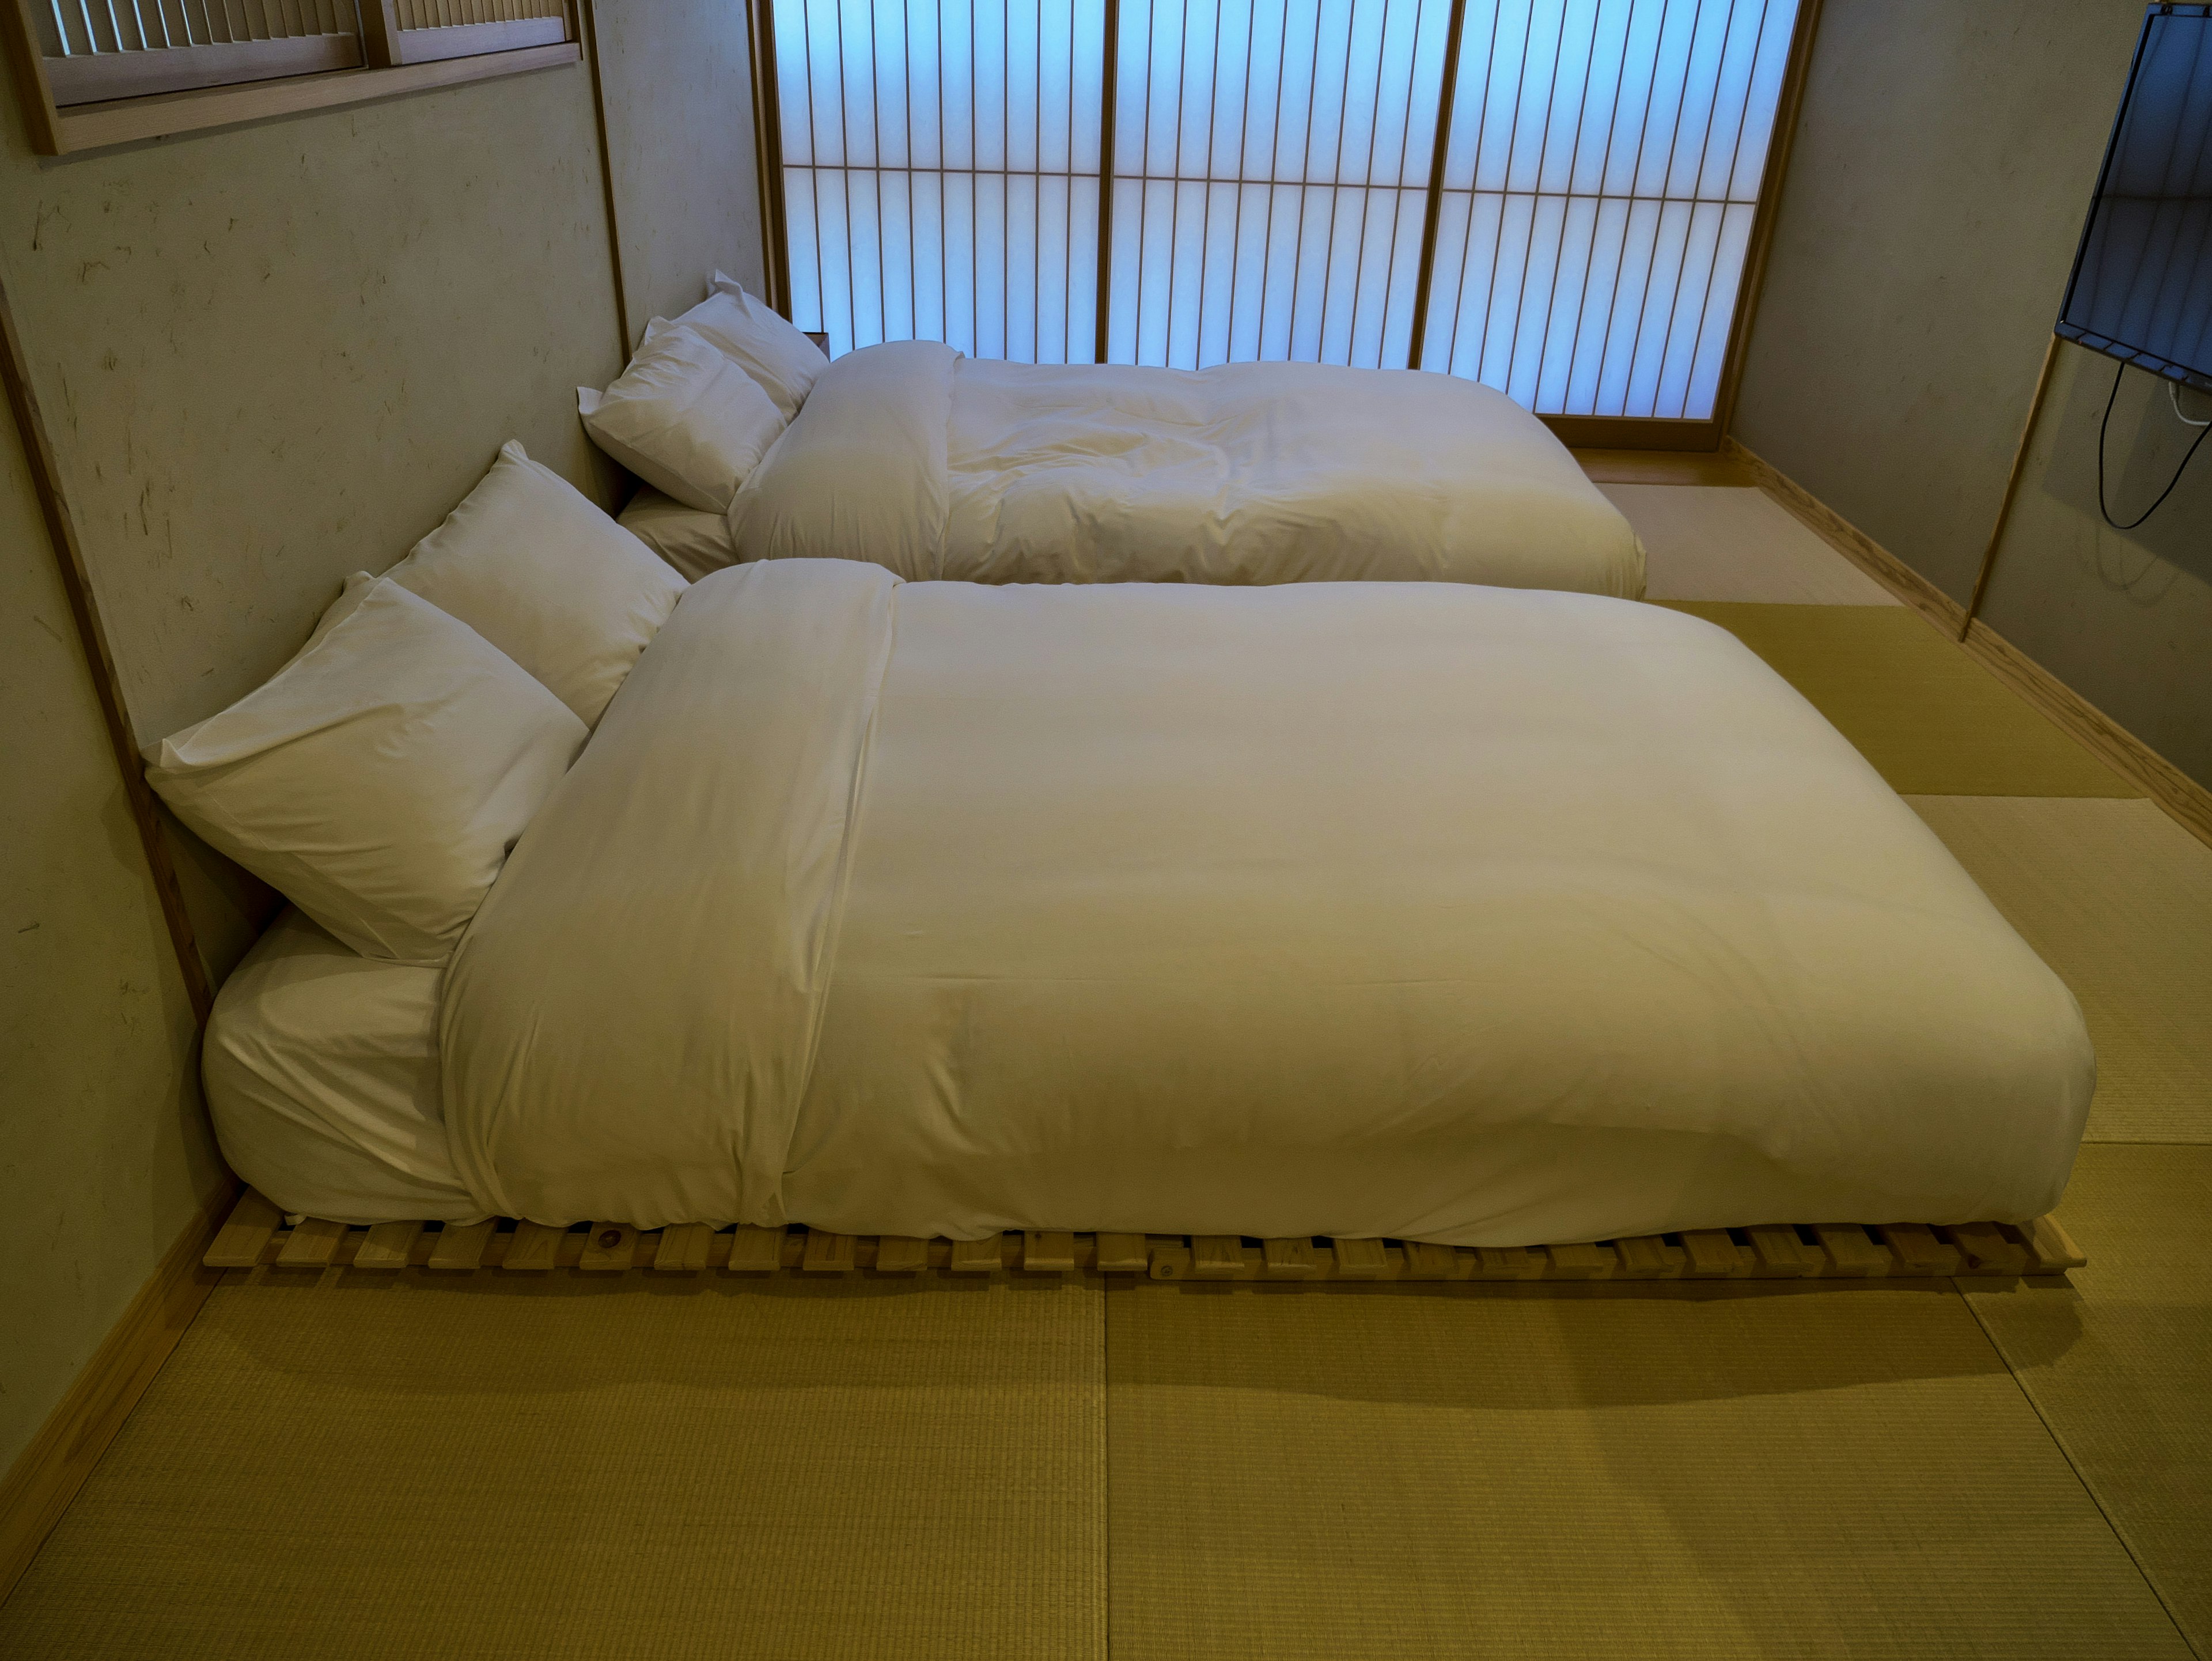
726,344,1643,593
441,561,2092,1244
204,908,482,1225
618,486,738,581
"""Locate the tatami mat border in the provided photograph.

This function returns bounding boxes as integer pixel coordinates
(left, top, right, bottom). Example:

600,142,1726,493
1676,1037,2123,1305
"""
205,1191,2085,1284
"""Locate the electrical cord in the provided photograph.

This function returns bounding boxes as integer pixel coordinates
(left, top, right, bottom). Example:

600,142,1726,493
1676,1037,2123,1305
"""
2171,377,2212,427
2099,361,2211,529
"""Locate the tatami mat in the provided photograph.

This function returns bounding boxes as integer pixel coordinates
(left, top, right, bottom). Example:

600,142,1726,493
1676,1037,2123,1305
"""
1966,1144,2212,1655
1106,1279,2189,1660
1656,603,2141,797
1906,796,2212,1144
0,1273,1105,1661
1604,484,1902,605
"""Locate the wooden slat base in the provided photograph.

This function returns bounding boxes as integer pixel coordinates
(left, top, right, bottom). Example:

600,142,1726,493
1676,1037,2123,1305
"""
203,1195,2089,1285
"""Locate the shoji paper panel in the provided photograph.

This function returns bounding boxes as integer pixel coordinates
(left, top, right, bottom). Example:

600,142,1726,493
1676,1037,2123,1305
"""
1420,0,1797,417
776,0,1108,360
1105,0,1456,369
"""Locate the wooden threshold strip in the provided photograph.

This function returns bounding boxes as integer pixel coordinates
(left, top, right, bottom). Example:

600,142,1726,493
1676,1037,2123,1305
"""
205,1191,2087,1284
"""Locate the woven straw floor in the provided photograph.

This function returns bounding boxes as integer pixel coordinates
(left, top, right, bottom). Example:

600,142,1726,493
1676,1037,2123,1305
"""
3,481,2207,1658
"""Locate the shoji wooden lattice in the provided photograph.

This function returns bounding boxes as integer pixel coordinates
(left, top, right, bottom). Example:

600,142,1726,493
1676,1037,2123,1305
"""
362,0,570,69
16,0,573,111
763,0,1819,436
29,1,365,105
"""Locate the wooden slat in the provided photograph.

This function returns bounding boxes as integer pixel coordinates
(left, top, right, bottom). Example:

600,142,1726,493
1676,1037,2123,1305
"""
274,1217,348,1270
1873,1223,1963,1277
1474,1246,1546,1281
1262,1238,1321,1278
1747,1226,1816,1278
653,1223,713,1273
1022,1231,1076,1273
498,1221,565,1272
190,1213,2095,1287
1812,1224,1890,1277
578,1223,637,1272
1942,1222,2029,1276
2018,1216,2088,1273
1402,1241,1460,1281
350,1220,421,1271
1331,1238,1389,1280
426,1220,497,1271
872,1235,929,1274
1680,1230,1745,1277
724,1226,785,1274
1094,1232,1150,1273
1611,1236,1684,1278
1191,1236,1245,1279
1545,1242,1616,1280
949,1235,1005,1274
204,1189,282,1270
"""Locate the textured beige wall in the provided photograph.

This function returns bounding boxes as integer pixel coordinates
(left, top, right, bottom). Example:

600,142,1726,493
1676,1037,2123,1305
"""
596,0,767,339
0,65,629,746
1734,0,2212,788
0,394,226,1481
0,17,766,1483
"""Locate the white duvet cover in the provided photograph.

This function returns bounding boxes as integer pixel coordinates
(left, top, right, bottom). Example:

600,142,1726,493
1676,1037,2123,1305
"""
441,561,2091,1245
725,343,1643,593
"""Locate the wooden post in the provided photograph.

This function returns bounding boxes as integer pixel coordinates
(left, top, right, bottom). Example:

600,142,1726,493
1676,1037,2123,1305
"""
1406,0,1470,372
577,0,634,357
1093,0,1121,364
0,271,214,1025
747,0,793,319
358,0,403,67
1960,333,2061,642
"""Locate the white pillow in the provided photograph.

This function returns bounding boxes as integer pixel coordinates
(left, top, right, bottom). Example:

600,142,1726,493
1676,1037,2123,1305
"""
577,323,787,515
691,275,830,422
618,485,743,581
145,576,587,967
387,440,686,728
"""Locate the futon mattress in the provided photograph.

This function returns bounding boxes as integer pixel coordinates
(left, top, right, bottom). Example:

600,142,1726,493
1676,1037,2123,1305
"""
437,561,2092,1244
726,342,1644,594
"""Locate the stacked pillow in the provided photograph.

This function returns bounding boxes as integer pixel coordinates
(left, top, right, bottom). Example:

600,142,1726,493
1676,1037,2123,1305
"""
576,321,784,514
146,441,685,968
387,441,685,727
578,274,830,571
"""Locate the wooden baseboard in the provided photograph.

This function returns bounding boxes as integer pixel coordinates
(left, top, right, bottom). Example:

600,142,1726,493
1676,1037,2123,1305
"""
0,1177,237,1603
1573,448,1757,487
1543,414,1721,452
1723,438,2212,850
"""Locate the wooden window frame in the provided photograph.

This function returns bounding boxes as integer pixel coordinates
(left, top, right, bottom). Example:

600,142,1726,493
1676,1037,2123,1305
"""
3,1,582,157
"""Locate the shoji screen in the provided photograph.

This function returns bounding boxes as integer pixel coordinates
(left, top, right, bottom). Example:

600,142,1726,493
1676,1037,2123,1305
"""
1106,0,1457,369
1419,0,1798,417
775,0,1108,361
768,0,1802,421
